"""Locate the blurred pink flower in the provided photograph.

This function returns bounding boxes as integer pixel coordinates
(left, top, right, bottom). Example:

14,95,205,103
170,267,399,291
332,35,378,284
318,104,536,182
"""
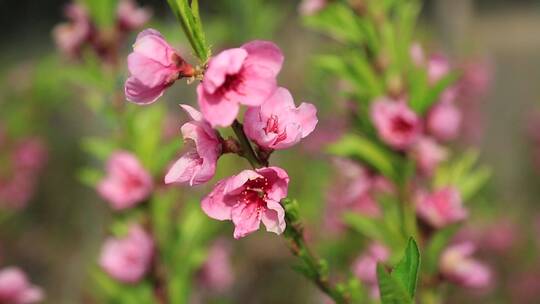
12,139,48,172
202,167,289,239
117,0,151,31
352,243,390,299
371,98,421,150
428,53,450,84
52,3,92,58
197,40,284,127
97,151,153,210
0,267,44,304
325,159,389,233
244,87,317,150
99,224,154,283
411,137,447,176
410,42,425,66
0,136,47,210
197,239,234,293
165,105,221,186
427,99,461,142
299,0,327,15
0,173,35,210
125,29,194,104
440,242,492,289
416,187,468,228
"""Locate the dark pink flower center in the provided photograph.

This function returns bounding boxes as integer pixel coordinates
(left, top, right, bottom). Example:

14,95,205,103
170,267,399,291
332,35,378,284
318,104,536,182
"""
264,115,287,144
240,177,270,210
217,72,244,96
391,116,413,134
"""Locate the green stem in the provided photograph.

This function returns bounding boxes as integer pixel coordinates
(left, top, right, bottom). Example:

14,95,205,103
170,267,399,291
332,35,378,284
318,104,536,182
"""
284,215,350,304
231,119,263,168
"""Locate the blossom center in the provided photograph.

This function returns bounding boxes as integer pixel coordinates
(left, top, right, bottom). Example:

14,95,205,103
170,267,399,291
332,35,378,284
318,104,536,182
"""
240,177,270,209
264,115,287,144
218,72,243,96
391,116,413,134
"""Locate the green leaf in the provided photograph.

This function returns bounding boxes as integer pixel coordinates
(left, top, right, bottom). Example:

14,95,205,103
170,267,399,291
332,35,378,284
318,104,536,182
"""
303,3,365,44
327,134,400,181
81,137,117,160
77,167,103,187
344,213,392,245
392,238,420,298
377,264,412,304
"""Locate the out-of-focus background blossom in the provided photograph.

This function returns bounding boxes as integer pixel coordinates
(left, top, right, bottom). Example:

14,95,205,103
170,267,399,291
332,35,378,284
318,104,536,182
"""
1,0,540,303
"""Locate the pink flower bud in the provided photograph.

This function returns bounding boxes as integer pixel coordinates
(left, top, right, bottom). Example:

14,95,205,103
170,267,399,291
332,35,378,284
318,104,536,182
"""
0,267,44,304
428,53,450,84
125,29,194,104
427,99,462,142
164,105,221,186
99,224,154,283
416,187,468,228
202,167,289,239
117,0,151,31
197,41,284,127
52,3,92,59
440,242,492,289
371,98,421,150
197,239,234,293
244,87,317,150
97,151,153,210
411,137,447,176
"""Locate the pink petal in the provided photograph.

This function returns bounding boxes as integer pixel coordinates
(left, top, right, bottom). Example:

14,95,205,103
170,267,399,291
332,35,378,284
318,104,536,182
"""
197,84,240,128
261,199,286,235
179,104,203,121
202,48,248,94
296,102,318,137
241,40,284,77
231,202,262,239
125,76,166,104
201,180,233,221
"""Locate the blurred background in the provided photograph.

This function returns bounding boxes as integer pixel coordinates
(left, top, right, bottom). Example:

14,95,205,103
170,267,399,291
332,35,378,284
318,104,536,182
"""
1,0,540,303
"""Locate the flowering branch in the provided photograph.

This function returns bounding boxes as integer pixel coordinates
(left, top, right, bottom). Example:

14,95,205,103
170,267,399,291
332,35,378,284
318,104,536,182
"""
283,199,351,304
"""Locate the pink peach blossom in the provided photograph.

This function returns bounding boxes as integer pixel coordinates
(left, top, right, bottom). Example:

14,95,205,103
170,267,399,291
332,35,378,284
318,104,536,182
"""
352,243,390,299
244,87,317,150
440,242,492,289
325,159,389,232
52,3,92,58
12,139,48,172
371,98,421,150
165,105,222,186
201,167,289,239
117,0,151,31
428,53,450,84
411,137,448,176
97,151,153,210
416,187,468,228
0,267,44,304
197,239,234,292
299,0,327,15
427,100,462,142
125,29,194,104
99,224,154,283
197,41,284,127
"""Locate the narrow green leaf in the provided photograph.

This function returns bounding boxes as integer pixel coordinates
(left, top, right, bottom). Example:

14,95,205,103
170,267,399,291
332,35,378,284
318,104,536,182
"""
377,264,412,304
392,238,420,298
327,134,400,181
